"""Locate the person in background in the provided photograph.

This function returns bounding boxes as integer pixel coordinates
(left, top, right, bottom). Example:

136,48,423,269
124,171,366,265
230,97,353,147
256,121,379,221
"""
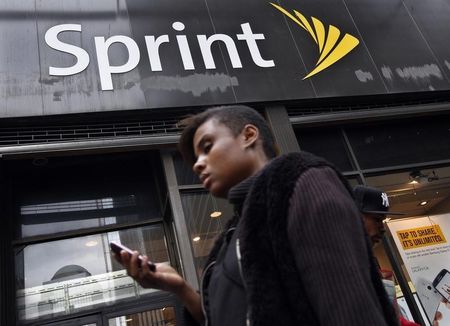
114,105,398,326
354,185,419,326
353,185,404,247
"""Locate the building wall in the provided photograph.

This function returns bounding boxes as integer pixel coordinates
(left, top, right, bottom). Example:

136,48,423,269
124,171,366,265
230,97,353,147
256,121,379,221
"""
1,0,450,118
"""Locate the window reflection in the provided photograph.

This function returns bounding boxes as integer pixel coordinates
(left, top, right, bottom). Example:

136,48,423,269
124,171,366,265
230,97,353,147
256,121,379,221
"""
108,306,176,326
20,196,142,237
19,192,161,238
15,152,163,238
16,225,169,322
20,197,137,216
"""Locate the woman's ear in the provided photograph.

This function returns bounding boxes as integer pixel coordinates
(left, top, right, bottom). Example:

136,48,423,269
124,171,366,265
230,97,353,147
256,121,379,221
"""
241,124,259,149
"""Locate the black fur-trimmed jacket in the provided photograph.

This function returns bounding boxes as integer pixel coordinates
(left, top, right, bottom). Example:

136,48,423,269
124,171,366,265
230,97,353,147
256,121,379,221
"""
187,152,398,326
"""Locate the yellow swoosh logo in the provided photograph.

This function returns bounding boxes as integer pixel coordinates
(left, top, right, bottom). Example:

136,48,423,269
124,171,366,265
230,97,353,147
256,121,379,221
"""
271,3,359,79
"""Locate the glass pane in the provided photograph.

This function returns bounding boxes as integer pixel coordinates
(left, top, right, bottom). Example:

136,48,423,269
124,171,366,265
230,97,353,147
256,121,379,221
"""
295,127,354,172
346,117,450,169
16,225,169,322
364,165,450,218
14,152,163,238
108,306,176,326
346,176,361,188
172,151,200,185
180,191,234,278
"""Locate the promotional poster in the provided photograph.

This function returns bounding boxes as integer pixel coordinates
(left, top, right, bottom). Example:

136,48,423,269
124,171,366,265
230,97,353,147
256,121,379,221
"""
388,214,450,325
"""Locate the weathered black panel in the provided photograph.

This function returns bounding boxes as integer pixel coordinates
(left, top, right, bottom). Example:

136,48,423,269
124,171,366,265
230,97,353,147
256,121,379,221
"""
126,0,238,107
34,0,148,116
1,0,450,118
344,0,448,92
402,0,450,83
0,1,44,117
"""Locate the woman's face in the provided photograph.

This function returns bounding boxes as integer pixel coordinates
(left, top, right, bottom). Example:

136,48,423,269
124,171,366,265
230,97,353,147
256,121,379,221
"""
192,118,260,198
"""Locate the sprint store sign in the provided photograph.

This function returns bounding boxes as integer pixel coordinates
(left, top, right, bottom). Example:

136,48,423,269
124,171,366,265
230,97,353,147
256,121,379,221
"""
45,3,359,91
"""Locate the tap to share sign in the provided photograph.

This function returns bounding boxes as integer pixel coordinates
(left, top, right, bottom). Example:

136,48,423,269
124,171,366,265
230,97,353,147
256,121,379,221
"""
397,225,447,250
388,215,450,324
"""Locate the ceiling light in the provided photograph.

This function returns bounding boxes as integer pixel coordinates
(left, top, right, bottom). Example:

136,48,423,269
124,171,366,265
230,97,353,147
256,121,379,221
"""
210,211,222,218
193,236,200,242
419,201,428,206
85,240,98,247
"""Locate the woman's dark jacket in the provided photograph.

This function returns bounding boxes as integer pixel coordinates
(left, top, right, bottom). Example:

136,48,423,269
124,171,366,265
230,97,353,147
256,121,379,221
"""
187,152,398,326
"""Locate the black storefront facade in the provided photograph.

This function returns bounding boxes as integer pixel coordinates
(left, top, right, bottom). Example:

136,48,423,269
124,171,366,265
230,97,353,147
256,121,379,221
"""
1,0,450,325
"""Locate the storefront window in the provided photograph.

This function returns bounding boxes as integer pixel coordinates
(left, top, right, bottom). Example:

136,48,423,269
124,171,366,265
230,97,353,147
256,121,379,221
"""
180,191,234,278
172,152,200,186
346,117,450,169
364,164,450,325
15,225,169,322
294,127,354,172
387,215,450,325
365,166,450,217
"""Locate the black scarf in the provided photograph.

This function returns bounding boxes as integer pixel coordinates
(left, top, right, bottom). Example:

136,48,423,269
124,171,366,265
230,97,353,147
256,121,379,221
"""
205,152,398,326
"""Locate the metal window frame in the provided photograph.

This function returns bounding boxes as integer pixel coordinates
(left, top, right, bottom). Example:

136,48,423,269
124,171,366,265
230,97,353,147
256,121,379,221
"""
0,135,180,159
289,101,450,127
264,105,301,154
161,150,199,290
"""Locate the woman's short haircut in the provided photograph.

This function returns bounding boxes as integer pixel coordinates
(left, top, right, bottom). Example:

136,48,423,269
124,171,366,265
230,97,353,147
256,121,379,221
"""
178,105,278,166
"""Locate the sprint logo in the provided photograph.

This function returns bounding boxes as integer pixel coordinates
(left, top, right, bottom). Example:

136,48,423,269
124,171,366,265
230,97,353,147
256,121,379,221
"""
271,3,359,79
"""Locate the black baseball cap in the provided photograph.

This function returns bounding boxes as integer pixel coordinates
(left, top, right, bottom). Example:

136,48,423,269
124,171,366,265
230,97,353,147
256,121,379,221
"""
353,185,404,216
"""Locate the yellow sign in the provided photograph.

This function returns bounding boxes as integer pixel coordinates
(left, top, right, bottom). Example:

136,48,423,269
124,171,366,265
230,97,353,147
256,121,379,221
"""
397,225,447,250
271,3,359,79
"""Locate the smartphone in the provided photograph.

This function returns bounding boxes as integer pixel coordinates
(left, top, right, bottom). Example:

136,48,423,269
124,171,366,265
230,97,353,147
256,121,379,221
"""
110,241,156,272
433,269,450,301
415,277,442,322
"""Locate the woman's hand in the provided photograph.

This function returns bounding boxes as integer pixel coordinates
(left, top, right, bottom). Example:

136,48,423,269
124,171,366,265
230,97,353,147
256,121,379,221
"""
113,250,204,323
115,250,186,294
